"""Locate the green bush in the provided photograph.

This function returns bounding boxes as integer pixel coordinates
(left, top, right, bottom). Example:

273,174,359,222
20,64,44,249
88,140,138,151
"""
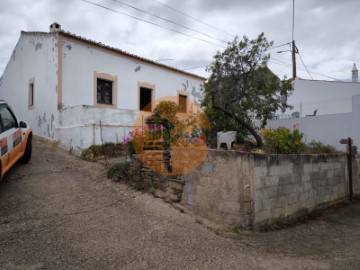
127,141,136,156
306,141,340,154
80,143,126,161
106,161,131,182
106,160,148,191
262,127,306,154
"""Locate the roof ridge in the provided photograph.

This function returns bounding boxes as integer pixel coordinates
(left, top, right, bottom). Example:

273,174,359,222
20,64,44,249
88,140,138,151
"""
297,78,359,84
21,30,207,81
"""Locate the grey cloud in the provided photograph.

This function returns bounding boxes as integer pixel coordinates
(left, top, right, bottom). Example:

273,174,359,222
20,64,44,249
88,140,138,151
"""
0,0,359,80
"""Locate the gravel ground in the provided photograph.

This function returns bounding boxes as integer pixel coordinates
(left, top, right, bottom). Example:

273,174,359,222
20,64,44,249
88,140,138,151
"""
0,137,359,270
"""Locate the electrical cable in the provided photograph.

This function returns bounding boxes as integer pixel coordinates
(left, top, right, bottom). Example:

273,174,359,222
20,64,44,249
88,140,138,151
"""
109,0,229,44
298,52,313,80
80,0,343,81
269,57,342,82
151,0,235,38
182,65,208,71
0,48,11,56
81,0,226,48
268,42,292,50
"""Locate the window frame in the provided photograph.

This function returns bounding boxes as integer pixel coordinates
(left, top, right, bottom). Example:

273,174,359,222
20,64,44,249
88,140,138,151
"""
178,94,188,113
93,72,118,108
28,78,35,110
97,78,113,105
138,82,155,112
139,87,153,112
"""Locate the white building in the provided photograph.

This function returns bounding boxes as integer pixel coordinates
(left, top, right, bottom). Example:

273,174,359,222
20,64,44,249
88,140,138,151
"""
278,74,360,118
268,66,360,150
0,23,205,153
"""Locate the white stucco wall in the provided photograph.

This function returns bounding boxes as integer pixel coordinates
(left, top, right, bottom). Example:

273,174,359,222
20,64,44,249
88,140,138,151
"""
57,105,138,153
0,32,59,139
268,94,360,151
60,37,204,110
57,36,205,151
280,78,360,117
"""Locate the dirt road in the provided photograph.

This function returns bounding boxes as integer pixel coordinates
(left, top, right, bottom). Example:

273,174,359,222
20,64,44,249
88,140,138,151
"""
0,137,359,270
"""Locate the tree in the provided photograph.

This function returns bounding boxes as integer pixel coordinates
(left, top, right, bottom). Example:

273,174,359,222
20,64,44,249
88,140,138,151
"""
203,33,293,147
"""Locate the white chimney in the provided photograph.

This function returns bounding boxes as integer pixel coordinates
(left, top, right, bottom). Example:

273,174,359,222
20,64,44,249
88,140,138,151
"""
352,63,358,83
50,22,61,33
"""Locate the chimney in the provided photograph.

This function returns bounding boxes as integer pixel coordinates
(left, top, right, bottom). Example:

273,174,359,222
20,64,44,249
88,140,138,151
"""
352,63,358,83
50,22,61,33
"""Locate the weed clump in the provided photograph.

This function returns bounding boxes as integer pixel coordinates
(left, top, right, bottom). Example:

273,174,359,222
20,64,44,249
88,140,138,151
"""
106,160,131,182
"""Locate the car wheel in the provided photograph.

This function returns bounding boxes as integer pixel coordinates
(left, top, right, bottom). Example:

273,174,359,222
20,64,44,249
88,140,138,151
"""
21,135,32,163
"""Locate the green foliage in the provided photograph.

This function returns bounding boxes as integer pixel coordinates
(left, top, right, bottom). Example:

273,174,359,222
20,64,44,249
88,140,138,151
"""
262,127,306,154
202,33,293,146
127,141,136,156
106,161,131,182
306,141,340,154
152,101,180,125
147,101,181,131
81,143,125,161
106,160,151,191
142,101,208,149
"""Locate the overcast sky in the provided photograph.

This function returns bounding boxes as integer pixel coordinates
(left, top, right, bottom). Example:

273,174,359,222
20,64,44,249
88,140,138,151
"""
0,0,358,81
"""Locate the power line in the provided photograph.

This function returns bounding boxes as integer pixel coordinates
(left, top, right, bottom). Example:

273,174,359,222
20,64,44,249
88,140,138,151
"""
298,52,313,80
109,0,229,44
268,42,291,51
182,65,208,71
151,0,235,38
270,47,342,82
0,48,11,56
82,0,226,48
269,56,342,82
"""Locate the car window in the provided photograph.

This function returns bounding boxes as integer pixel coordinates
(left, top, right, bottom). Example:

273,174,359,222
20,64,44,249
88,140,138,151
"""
0,106,17,132
0,114,3,134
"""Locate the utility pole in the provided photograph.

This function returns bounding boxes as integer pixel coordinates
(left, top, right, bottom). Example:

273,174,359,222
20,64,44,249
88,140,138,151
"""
292,0,296,80
292,40,297,79
277,0,297,79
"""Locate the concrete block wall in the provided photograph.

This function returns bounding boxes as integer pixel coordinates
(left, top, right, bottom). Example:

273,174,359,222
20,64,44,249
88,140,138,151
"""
252,154,348,225
353,156,360,196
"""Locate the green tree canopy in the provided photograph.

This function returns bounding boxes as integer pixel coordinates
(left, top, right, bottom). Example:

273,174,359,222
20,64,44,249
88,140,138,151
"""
203,33,293,147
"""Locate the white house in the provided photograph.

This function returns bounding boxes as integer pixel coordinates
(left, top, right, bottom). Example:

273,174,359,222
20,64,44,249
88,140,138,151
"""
268,67,360,150
0,23,205,153
278,74,360,118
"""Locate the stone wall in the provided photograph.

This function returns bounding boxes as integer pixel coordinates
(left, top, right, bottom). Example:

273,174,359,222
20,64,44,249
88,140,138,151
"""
181,151,253,227
353,157,360,196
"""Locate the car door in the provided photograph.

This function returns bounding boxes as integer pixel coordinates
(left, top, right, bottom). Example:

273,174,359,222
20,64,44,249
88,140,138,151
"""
0,120,9,172
0,105,21,168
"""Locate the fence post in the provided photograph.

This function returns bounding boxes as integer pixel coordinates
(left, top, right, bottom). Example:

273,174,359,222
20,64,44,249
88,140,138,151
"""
348,137,353,202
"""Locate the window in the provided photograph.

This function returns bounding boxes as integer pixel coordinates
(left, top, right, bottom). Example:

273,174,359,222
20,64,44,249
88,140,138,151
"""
29,82,34,109
0,106,17,132
179,95,187,113
93,72,117,108
97,78,113,105
140,87,152,111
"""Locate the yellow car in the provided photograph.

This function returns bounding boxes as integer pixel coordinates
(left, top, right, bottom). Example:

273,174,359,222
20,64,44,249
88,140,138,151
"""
0,101,32,179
